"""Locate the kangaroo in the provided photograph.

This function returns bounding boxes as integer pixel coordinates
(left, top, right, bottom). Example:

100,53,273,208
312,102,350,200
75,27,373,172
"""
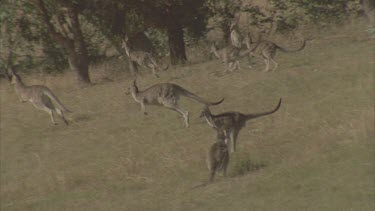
200,98,282,152
210,44,255,74
230,21,243,49
207,130,230,182
10,70,71,125
122,36,168,78
125,80,224,127
245,35,306,72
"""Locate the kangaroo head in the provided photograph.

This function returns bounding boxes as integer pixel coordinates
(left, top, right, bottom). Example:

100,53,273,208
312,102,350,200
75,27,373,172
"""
10,70,21,85
125,79,138,95
199,106,210,118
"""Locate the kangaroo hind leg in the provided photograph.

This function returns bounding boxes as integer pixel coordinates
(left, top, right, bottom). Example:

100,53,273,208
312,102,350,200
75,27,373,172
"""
231,130,240,152
39,105,57,125
150,65,160,78
270,58,278,71
162,99,189,127
38,95,57,125
56,108,69,125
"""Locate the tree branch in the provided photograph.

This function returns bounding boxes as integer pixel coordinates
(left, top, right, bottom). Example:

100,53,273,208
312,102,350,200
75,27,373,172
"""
33,0,72,49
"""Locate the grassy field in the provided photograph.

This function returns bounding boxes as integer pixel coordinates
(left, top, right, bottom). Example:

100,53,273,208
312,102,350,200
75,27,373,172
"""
1,22,374,211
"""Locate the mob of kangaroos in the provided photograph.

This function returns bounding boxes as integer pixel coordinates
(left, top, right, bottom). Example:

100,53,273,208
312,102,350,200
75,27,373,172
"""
200,98,282,152
122,36,168,78
125,80,224,127
9,70,71,125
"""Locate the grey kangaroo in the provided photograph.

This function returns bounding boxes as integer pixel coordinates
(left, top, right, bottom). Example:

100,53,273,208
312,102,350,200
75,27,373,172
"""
122,36,168,78
200,98,282,152
207,130,230,182
10,70,71,125
125,80,224,127
210,43,256,74
245,34,306,72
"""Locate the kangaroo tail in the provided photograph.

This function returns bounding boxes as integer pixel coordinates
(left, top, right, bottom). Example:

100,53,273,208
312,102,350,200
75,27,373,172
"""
245,98,282,121
178,86,224,106
276,39,306,52
43,89,72,113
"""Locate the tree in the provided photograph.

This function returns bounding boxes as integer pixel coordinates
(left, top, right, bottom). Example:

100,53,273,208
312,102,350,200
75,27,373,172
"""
134,0,208,65
361,0,375,25
32,0,91,86
80,0,140,76
0,0,67,76
207,0,269,43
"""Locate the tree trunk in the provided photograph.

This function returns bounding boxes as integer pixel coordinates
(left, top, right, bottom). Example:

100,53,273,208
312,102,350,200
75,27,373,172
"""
361,0,375,25
112,41,138,77
166,21,187,65
68,5,91,85
34,0,91,87
66,48,90,85
221,22,231,45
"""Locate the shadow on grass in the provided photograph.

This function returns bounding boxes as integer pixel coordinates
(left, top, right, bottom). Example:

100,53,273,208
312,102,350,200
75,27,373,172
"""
72,113,92,123
230,157,267,177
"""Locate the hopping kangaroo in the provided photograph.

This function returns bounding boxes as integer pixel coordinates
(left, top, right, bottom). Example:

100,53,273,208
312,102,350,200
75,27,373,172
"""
126,80,224,127
207,130,230,182
245,35,306,72
122,36,168,78
210,44,254,74
10,71,71,125
200,98,282,152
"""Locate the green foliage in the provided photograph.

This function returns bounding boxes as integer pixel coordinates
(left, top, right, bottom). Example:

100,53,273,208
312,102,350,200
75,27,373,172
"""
145,29,169,57
271,0,362,32
207,0,269,42
0,0,68,73
80,16,111,63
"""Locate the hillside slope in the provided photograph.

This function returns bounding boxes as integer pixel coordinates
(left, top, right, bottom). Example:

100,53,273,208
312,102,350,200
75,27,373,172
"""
1,24,374,211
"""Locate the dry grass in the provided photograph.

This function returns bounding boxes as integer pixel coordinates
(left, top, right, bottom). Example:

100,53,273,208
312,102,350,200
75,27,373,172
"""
1,22,374,211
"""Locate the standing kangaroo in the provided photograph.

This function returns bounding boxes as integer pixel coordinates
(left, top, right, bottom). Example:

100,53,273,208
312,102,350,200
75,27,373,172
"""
122,36,168,78
207,130,230,182
125,80,224,127
245,34,306,72
210,44,255,74
10,70,71,125
200,98,282,152
229,21,243,49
